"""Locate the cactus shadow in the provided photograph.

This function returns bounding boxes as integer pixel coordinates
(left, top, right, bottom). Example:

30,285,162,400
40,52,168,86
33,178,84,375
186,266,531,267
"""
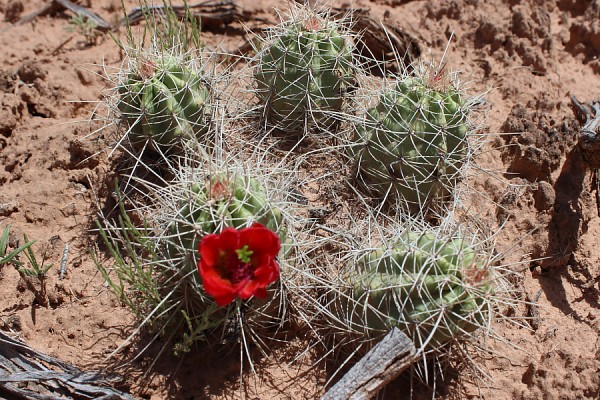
103,324,321,399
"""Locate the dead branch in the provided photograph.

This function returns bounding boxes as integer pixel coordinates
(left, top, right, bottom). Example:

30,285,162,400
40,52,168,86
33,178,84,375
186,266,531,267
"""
571,96,600,169
321,328,417,400
0,331,134,400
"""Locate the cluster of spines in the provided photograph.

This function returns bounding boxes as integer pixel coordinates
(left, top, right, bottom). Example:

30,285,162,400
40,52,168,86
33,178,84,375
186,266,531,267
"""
165,173,285,273
96,161,297,356
350,64,472,211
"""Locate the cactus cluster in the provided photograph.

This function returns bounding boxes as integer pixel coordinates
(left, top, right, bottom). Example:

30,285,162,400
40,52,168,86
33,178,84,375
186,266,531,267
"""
166,174,285,272
254,16,354,134
351,68,470,209
117,55,212,151
331,231,493,351
93,2,510,387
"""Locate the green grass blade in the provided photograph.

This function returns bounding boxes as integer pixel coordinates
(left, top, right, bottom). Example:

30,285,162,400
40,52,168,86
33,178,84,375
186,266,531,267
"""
0,226,35,266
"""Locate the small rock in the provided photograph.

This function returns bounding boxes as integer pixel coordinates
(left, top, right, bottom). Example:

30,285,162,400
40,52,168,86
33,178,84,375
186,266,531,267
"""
60,203,78,217
0,202,18,216
76,69,94,86
4,0,24,23
512,10,532,39
534,181,556,211
24,210,35,223
17,61,47,84
521,361,537,385
0,92,25,137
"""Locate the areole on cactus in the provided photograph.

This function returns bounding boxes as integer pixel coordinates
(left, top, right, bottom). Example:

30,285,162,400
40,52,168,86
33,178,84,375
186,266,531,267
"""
351,63,472,210
330,230,494,352
254,13,354,134
117,54,212,151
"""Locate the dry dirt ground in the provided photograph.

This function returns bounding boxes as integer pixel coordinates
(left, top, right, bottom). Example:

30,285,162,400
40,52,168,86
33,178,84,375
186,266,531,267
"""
0,0,599,399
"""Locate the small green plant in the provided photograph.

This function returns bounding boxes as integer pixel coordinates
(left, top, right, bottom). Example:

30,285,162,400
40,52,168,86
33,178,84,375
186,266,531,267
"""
93,185,163,321
17,234,54,307
0,225,34,267
116,54,212,153
102,1,212,159
330,230,494,352
93,152,302,360
18,234,54,277
66,14,102,46
297,208,520,387
1,226,53,307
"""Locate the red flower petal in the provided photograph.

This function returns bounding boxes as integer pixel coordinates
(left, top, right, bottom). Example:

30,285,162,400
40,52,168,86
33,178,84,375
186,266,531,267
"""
197,223,281,306
240,224,280,257
197,233,221,266
218,227,242,252
213,293,236,307
200,266,234,297
254,262,280,282
253,287,268,299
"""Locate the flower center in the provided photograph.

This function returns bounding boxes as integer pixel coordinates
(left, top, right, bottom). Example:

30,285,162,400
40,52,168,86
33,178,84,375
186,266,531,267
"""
235,245,253,263
223,245,255,284
229,262,254,284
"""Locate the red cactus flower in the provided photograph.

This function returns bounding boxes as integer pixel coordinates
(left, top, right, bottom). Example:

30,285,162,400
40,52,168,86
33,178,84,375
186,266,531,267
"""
198,223,281,306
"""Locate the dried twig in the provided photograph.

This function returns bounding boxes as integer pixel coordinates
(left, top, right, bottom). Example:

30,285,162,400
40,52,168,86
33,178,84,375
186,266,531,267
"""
9,0,241,33
54,0,112,30
0,331,135,399
11,0,111,31
525,289,543,331
571,96,600,168
321,328,417,400
120,0,242,29
59,242,69,280
570,96,600,216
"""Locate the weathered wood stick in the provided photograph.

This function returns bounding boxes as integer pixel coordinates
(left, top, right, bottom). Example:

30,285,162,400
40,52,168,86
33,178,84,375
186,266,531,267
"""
55,0,112,30
321,328,417,400
120,0,241,29
0,331,135,400
10,0,240,33
9,0,110,32
571,96,600,169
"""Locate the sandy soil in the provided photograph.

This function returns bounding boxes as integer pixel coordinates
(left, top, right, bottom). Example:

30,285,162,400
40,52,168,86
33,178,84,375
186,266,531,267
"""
0,0,599,399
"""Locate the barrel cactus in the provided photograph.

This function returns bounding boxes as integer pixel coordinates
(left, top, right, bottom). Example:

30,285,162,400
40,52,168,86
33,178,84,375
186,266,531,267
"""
331,231,494,352
254,14,354,135
351,65,472,210
166,174,285,272
117,54,211,151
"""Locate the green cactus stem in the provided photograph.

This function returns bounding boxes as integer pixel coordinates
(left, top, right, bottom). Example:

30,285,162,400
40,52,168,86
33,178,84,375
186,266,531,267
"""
333,232,493,352
352,68,471,210
254,16,354,134
166,174,285,272
117,55,211,151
